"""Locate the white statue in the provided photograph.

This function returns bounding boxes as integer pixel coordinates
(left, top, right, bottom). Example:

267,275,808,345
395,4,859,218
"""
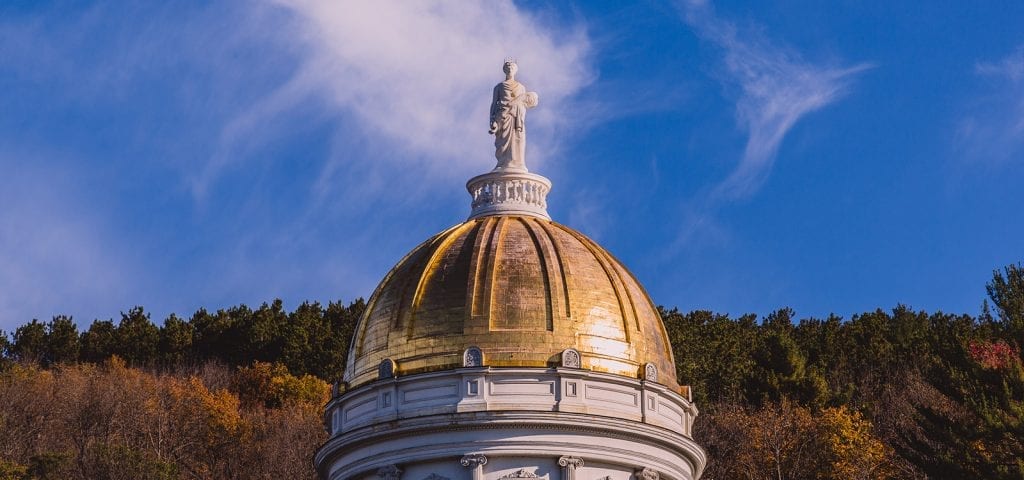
489,59,538,171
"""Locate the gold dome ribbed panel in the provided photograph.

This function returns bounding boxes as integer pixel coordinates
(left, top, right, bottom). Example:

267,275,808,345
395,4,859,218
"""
345,216,681,392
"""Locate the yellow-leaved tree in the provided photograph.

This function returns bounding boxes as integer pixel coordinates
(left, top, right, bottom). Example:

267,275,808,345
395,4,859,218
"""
168,376,248,478
819,406,893,480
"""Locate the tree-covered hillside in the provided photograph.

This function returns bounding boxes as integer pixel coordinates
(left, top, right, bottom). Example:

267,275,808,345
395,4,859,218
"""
0,265,1021,479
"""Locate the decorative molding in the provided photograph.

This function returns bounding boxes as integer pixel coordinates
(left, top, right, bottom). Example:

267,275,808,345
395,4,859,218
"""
498,469,539,479
327,408,697,451
643,363,658,383
561,348,581,368
464,347,484,367
635,468,659,480
314,409,708,480
327,368,697,441
377,465,402,480
423,474,449,480
379,359,397,379
460,454,488,468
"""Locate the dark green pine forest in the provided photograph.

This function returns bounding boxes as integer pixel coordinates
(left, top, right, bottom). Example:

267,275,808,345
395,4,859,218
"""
1,264,1023,479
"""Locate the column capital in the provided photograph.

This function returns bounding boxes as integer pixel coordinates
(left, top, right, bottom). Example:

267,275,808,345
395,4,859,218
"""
559,456,584,480
461,454,489,468
557,456,584,469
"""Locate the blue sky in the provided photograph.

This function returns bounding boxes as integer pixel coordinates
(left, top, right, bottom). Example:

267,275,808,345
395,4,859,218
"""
1,1,1022,331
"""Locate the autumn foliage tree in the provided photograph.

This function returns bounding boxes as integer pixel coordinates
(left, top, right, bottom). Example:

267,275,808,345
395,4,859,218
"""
0,359,327,479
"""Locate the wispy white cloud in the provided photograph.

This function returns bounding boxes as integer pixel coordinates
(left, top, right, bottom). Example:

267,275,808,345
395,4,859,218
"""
195,1,599,314
195,0,594,199
976,47,1024,81
957,46,1024,164
680,0,871,200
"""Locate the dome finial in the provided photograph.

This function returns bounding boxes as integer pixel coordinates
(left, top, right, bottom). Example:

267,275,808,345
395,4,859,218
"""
468,60,551,220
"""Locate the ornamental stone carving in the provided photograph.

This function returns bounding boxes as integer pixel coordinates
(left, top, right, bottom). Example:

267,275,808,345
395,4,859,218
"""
379,359,397,379
377,465,402,480
469,177,548,209
561,348,581,368
635,468,658,480
463,347,484,367
498,469,539,479
643,363,658,383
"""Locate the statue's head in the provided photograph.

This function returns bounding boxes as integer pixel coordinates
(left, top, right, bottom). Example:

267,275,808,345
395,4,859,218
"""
503,58,518,77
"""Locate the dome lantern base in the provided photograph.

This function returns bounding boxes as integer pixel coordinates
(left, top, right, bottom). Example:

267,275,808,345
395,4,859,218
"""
467,170,551,220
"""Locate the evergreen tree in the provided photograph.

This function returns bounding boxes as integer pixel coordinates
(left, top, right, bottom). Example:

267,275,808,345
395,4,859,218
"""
190,307,233,364
44,315,79,365
662,308,758,405
80,319,117,362
282,302,320,376
158,313,193,366
312,300,359,381
12,320,47,363
114,307,160,365
987,263,1024,344
747,309,827,407
0,330,11,364
245,300,288,364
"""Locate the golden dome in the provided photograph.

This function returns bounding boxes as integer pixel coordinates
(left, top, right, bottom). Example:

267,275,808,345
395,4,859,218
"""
344,215,680,392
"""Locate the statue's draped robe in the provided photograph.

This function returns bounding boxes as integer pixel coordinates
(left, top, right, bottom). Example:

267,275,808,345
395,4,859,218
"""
490,80,536,170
